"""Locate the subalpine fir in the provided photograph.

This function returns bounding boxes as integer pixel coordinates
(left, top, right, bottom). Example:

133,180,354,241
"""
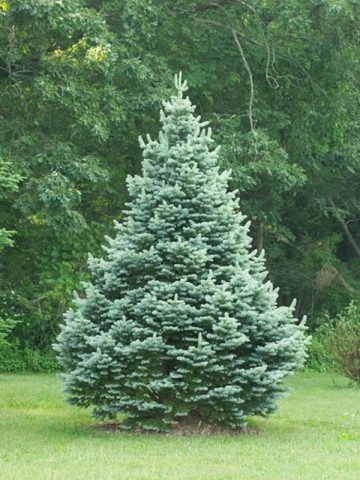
54,74,308,431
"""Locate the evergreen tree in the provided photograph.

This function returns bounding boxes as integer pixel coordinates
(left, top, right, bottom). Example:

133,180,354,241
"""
54,74,308,431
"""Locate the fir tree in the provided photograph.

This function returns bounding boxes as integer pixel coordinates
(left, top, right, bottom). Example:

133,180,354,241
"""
54,74,308,431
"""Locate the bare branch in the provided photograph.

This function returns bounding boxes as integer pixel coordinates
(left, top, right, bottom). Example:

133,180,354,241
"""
193,1,329,100
193,17,263,47
195,0,236,12
231,28,255,131
346,218,360,225
203,2,256,131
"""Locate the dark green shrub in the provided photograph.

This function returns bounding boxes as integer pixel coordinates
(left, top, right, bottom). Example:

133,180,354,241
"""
306,327,335,372
328,302,360,384
0,291,21,348
0,344,58,373
0,318,17,348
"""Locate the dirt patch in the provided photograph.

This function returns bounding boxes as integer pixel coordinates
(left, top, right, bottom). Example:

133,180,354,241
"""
91,421,258,437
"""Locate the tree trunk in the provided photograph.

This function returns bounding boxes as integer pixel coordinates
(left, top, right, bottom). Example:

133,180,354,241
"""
257,222,264,253
328,197,360,259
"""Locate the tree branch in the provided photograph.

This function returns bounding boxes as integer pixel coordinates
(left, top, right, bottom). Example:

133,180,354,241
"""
193,3,329,100
193,17,263,47
231,28,255,131
195,0,236,12
205,2,255,132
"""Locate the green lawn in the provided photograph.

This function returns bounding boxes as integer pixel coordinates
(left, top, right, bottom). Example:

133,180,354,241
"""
0,372,359,480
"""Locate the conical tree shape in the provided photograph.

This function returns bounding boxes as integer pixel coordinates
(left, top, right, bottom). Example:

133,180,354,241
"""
54,74,308,431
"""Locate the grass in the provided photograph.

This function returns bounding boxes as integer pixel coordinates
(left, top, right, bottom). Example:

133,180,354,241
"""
0,372,359,480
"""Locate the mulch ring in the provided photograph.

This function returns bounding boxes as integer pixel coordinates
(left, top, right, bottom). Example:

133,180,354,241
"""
91,421,258,437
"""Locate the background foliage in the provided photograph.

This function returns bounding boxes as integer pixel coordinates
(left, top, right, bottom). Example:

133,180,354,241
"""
0,0,359,367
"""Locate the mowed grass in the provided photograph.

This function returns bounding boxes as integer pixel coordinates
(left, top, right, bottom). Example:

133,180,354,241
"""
0,372,359,480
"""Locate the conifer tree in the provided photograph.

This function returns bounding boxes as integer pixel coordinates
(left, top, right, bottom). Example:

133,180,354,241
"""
54,74,308,431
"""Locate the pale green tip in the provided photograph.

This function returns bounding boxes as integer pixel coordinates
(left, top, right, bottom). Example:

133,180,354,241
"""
174,72,188,97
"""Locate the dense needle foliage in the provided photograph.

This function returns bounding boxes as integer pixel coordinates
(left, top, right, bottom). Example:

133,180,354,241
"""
55,76,307,431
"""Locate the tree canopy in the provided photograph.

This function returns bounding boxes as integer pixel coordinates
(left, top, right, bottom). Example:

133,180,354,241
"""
0,0,359,352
